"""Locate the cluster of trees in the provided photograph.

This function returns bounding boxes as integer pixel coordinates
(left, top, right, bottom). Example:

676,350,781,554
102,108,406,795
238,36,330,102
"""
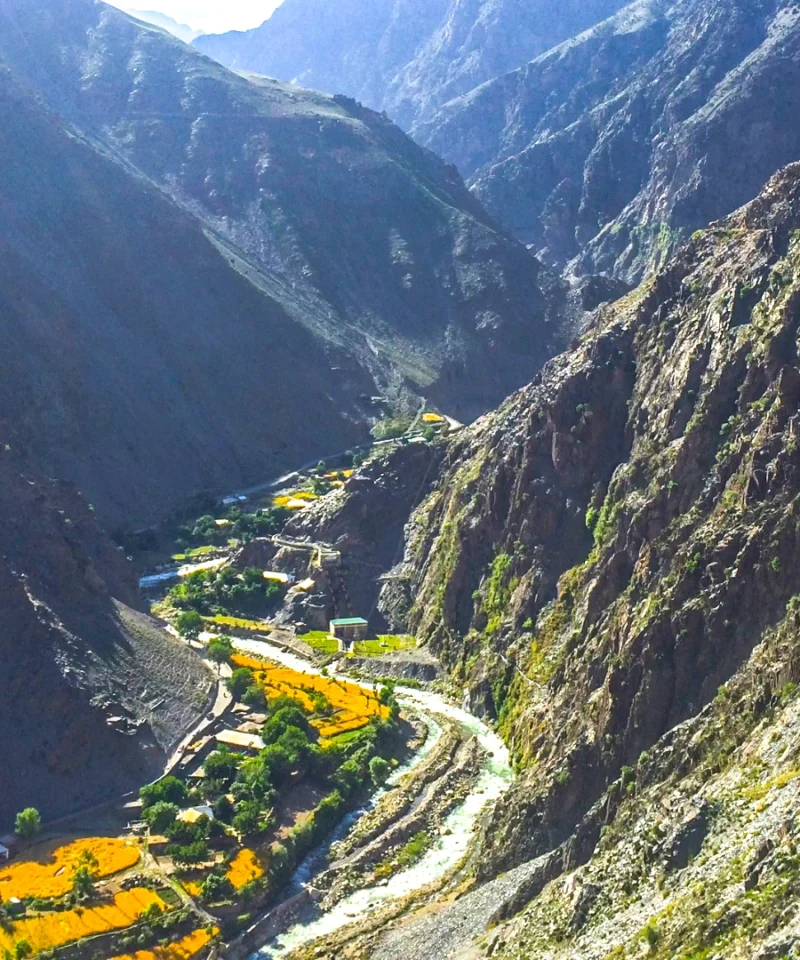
205,686,399,842
169,567,282,617
140,778,227,867
176,507,289,551
226,665,266,708
137,682,401,911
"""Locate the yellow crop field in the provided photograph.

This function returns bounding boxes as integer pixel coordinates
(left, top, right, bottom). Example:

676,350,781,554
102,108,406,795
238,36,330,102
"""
0,837,140,900
274,491,319,507
108,925,218,960
231,655,389,739
0,888,164,955
226,848,264,888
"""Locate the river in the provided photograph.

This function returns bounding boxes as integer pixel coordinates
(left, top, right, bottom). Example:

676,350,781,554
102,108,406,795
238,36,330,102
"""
228,636,514,959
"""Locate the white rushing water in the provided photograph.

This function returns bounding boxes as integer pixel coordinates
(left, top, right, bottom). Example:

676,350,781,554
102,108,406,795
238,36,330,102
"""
238,639,514,960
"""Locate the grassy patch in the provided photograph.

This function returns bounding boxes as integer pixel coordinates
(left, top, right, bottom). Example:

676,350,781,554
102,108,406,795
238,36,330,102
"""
743,768,800,801
353,635,417,657
301,631,340,654
375,831,433,878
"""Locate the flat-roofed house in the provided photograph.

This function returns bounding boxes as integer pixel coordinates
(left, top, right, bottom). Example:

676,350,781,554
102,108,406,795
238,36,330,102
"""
329,617,369,651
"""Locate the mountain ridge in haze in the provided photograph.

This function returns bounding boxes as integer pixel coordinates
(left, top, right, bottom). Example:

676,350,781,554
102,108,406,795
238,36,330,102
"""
125,7,204,42
194,0,630,132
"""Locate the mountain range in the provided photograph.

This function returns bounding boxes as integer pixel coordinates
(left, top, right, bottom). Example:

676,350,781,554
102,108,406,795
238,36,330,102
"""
194,0,630,131
357,161,800,959
197,0,800,287
6,0,800,954
0,0,564,526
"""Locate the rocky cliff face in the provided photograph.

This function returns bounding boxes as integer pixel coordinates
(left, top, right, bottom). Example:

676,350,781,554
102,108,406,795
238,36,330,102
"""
0,444,212,828
419,0,800,284
194,0,628,132
0,0,563,444
358,165,800,956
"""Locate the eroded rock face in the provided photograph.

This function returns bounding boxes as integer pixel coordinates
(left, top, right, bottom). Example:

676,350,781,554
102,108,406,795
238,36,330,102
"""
420,0,800,283
380,164,800,889
0,446,212,827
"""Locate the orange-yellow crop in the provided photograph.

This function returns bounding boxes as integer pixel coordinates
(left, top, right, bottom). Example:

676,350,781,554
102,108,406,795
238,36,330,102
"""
226,848,264,889
0,837,140,900
108,925,218,960
0,888,164,955
231,656,389,739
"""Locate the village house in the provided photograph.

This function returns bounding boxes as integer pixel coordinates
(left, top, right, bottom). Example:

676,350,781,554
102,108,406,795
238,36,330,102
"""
330,617,369,651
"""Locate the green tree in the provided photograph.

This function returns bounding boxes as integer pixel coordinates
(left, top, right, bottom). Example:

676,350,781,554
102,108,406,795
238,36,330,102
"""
267,695,309,717
71,865,96,900
14,808,41,841
369,756,391,786
200,873,234,904
140,776,187,810
242,684,267,708
204,750,241,787
168,840,209,867
232,800,265,837
226,667,255,700
14,942,32,960
277,727,312,764
176,610,203,640
263,706,313,744
207,635,234,668
212,795,234,823
142,801,179,834
140,902,163,923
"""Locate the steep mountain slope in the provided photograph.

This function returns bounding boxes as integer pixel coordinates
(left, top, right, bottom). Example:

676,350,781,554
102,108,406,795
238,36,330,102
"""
0,442,212,827
0,0,561,433
0,65,370,527
419,0,800,283
194,0,628,132
325,164,800,957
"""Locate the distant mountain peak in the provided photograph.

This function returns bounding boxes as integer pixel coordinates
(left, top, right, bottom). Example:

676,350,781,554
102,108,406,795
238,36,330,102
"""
125,7,204,42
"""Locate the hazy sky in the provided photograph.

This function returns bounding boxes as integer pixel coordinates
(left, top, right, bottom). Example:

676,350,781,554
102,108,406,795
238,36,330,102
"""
111,1,283,33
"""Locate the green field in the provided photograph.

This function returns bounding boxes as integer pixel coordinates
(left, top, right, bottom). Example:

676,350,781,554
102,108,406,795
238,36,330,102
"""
353,635,417,657
300,631,340,654
299,632,416,657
